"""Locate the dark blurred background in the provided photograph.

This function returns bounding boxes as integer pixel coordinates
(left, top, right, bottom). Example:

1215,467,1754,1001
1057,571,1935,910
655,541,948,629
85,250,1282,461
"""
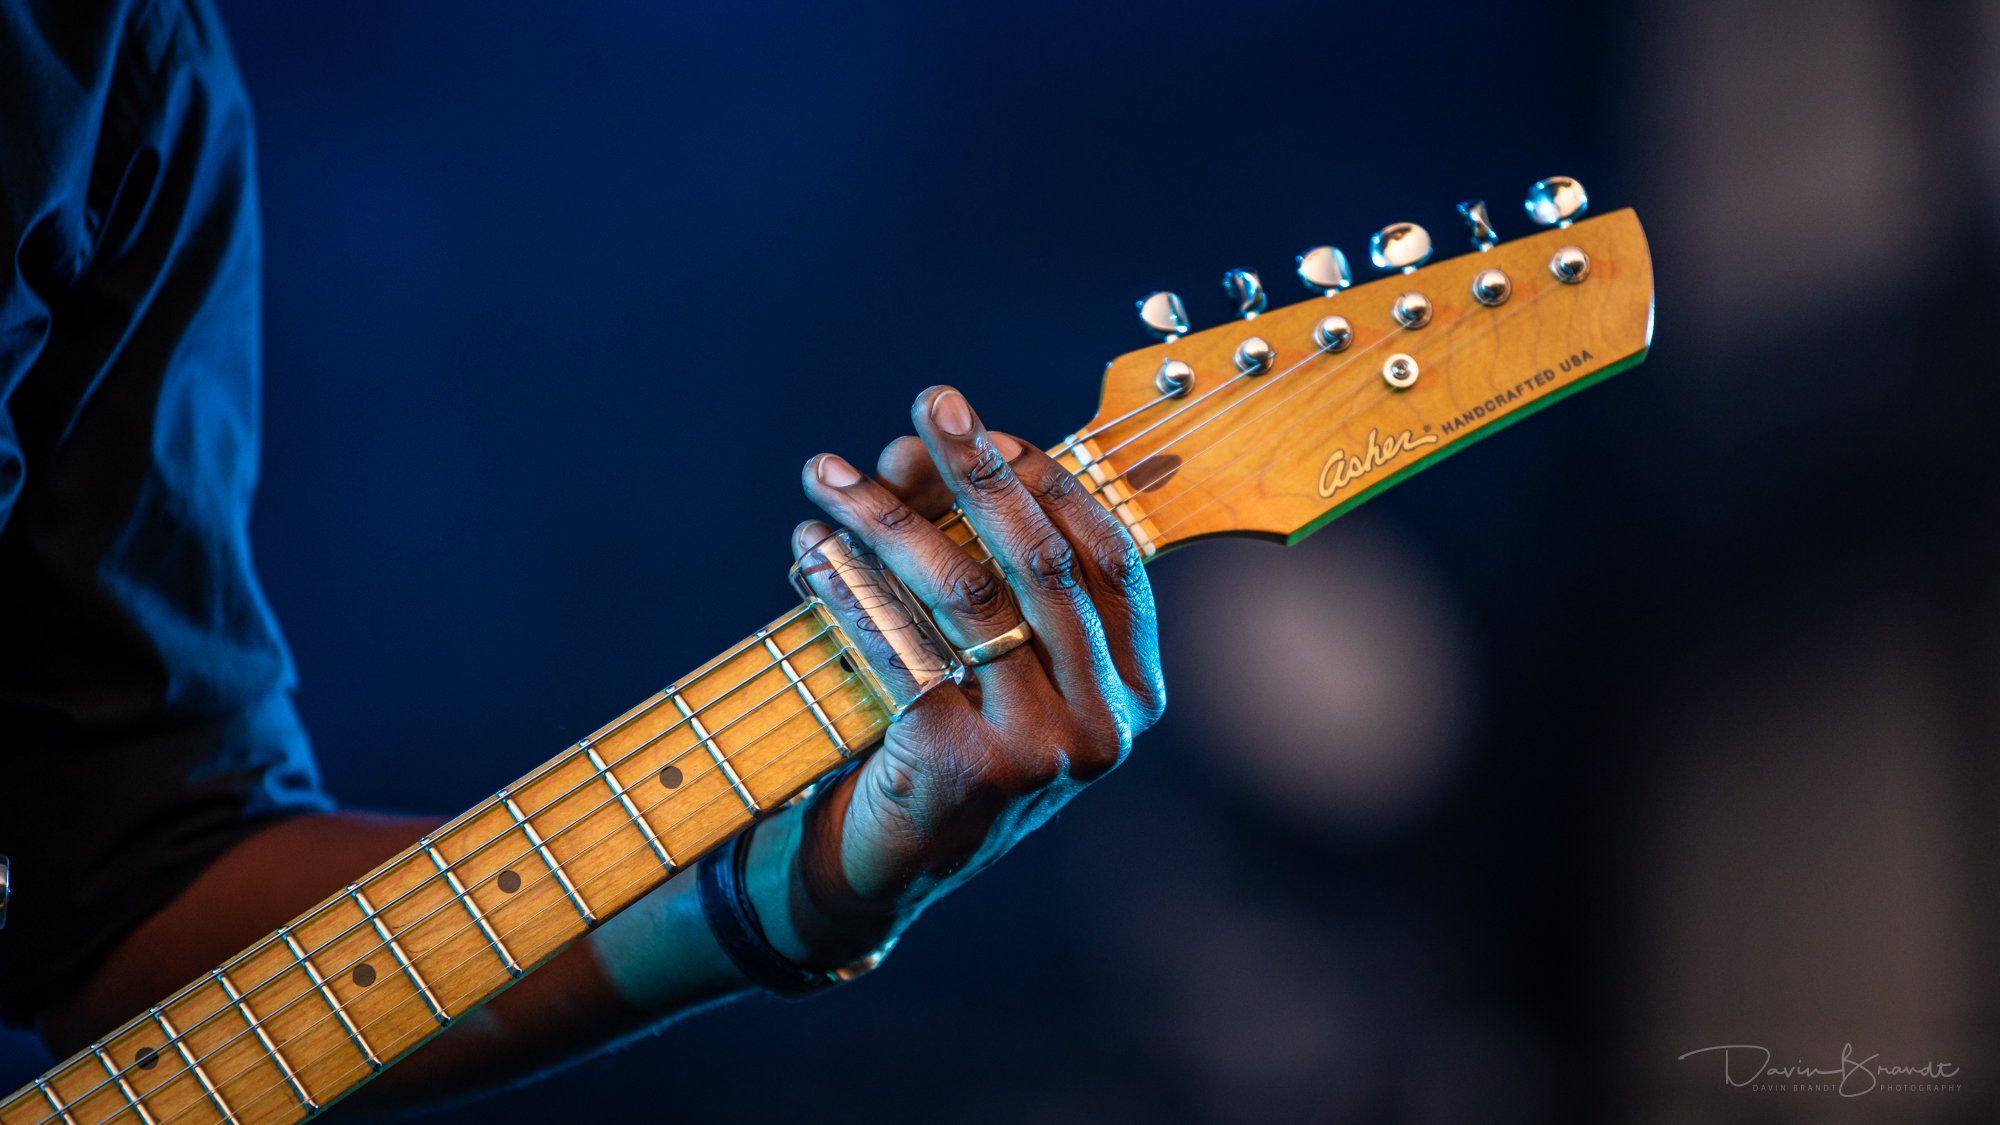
10,0,2000,1120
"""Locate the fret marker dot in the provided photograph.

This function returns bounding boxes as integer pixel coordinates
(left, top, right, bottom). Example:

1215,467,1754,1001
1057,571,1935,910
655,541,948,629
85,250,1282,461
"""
660,765,684,789
134,1046,159,1071
497,869,522,894
352,963,377,988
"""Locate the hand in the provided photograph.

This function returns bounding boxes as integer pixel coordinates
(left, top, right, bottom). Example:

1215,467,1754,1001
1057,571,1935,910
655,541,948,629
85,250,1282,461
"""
759,385,1167,965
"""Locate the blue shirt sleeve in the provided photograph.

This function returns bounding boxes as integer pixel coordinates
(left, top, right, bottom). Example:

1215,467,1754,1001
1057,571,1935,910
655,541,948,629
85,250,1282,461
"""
0,0,333,1027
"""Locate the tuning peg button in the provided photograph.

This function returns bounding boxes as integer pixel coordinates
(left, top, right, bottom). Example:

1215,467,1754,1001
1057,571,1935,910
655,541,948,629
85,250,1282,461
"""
1296,246,1352,295
1136,291,1190,341
1458,200,1498,251
1221,269,1266,320
1524,177,1588,228
1369,223,1432,274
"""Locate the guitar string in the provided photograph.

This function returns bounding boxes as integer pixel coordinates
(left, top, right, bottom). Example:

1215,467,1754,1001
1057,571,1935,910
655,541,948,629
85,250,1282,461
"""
36,511,1024,1125
280,279,1574,1118
32,276,1582,1125
50,328,1452,1125
116,687,888,1125
1064,267,1568,517
23,634,866,1125
929,341,1337,540
1073,339,1354,491
40,682,882,1125
1138,276,1568,540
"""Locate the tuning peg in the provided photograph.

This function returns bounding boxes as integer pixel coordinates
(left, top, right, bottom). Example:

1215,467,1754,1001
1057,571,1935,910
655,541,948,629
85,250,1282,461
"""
1136,291,1189,341
1524,176,1587,228
1369,223,1432,274
1296,246,1352,296
1221,269,1267,320
1457,200,1498,251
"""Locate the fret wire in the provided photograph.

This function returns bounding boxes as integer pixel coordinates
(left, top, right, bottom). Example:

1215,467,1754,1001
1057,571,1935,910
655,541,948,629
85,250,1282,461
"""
17,641,863,1125
7,270,1467,1125
123,276,1580,1125
35,1079,77,1125
671,691,762,815
149,1010,240,1125
89,1049,154,1125
760,636,847,757
470,605,821,806
90,688,885,1125
137,640,851,1114
350,887,451,1026
358,626,833,930
583,745,676,871
504,798,597,925
281,930,381,1071
211,970,317,1113
425,846,522,978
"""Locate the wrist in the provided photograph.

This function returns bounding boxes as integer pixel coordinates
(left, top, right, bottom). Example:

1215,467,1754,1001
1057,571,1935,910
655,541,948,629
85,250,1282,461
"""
745,801,900,969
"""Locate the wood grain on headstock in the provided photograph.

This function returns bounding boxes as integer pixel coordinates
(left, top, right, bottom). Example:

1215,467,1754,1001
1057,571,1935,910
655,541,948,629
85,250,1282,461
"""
1057,208,1653,553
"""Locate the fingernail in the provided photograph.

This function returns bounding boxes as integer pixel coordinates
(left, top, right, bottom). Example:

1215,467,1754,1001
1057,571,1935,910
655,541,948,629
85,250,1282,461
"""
794,519,831,552
931,390,973,436
817,455,861,487
991,432,1023,461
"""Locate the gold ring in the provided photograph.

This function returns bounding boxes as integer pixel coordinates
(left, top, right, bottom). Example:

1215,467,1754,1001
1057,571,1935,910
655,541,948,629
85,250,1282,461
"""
955,620,1034,667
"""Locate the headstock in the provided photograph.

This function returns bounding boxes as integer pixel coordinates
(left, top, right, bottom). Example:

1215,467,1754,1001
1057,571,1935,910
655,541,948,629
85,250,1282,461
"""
1052,178,1653,556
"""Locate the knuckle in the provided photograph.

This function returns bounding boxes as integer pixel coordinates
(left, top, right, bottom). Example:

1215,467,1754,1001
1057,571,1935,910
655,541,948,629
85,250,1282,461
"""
1015,529,1079,592
869,500,924,533
939,560,1013,624
961,445,1015,495
1093,539,1148,600
1071,718,1130,779
1022,461,1083,505
985,750,1064,795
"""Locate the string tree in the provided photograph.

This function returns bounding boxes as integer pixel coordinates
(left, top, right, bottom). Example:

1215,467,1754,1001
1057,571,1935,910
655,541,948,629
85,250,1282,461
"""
1369,222,1432,274
1457,200,1499,251
1221,269,1267,320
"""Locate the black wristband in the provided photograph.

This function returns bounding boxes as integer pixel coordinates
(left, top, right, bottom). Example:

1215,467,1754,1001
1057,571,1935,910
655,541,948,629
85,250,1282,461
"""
697,826,840,1000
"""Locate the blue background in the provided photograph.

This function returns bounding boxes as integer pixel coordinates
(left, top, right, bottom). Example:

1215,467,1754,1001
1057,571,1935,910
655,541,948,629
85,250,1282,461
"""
25,0,1996,1121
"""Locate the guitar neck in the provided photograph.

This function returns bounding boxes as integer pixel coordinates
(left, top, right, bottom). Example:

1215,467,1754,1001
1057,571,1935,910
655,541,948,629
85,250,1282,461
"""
3,204,1652,1125
0,512,1013,1125
0,601,904,1125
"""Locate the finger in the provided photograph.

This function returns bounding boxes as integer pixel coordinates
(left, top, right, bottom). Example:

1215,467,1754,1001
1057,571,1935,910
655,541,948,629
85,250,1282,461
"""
876,431,1026,524
799,454,1046,691
875,436,955,520
908,387,1124,711
1002,442,1164,722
